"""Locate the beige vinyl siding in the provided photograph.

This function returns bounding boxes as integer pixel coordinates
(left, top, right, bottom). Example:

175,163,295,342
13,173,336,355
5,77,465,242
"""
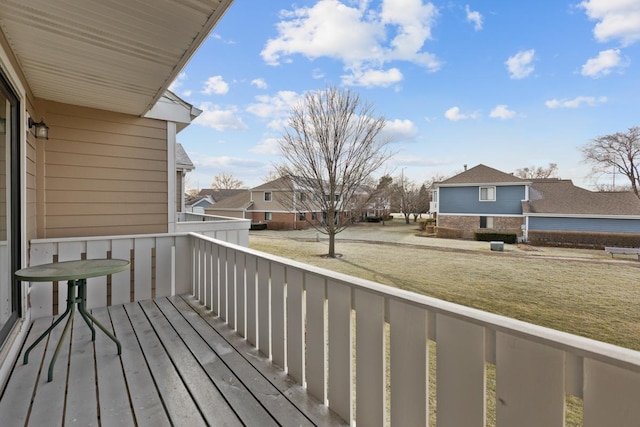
40,101,168,238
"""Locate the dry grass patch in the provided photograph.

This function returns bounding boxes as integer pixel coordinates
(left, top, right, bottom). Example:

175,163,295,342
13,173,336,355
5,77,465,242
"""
250,234,640,350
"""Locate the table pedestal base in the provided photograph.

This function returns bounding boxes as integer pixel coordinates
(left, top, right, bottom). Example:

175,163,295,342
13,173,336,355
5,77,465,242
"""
23,278,122,382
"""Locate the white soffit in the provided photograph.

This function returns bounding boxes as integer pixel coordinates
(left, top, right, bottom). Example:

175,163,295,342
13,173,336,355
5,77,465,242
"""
0,0,233,116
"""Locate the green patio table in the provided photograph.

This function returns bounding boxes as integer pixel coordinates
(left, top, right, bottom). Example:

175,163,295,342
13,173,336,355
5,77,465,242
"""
15,258,130,381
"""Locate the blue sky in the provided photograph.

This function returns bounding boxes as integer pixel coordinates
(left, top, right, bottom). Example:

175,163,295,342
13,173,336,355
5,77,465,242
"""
171,0,640,190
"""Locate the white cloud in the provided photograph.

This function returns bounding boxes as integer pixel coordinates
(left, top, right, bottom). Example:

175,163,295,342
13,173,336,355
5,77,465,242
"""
545,96,607,109
246,91,303,130
380,119,418,142
250,138,281,155
581,49,627,77
444,106,478,121
202,76,229,95
341,67,403,87
505,49,535,79
261,0,441,88
194,103,247,131
465,5,483,31
580,0,640,46
490,104,517,119
251,78,268,89
169,72,187,92
196,156,261,168
312,68,325,79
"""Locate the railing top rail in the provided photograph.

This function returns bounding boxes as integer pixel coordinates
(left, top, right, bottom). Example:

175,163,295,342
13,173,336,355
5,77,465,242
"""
30,232,192,245
191,233,640,372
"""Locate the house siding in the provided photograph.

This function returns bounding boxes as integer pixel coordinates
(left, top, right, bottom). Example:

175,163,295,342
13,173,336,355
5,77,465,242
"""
39,100,168,238
439,185,525,215
529,216,640,234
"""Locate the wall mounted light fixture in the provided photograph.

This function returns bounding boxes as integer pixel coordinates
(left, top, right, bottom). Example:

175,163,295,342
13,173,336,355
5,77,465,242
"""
28,117,49,139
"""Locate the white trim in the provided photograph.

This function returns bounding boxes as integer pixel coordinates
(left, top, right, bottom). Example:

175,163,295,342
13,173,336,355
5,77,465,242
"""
438,181,529,188
438,213,524,218
525,213,640,220
479,186,496,202
167,122,176,233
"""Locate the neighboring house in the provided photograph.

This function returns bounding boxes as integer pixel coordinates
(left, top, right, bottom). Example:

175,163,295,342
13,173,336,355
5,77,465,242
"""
434,164,528,239
207,176,363,229
184,188,246,213
433,164,640,244
176,143,195,213
524,179,640,241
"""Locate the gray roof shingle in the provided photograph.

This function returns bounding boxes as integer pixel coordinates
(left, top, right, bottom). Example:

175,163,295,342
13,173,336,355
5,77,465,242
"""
524,179,640,216
438,164,526,185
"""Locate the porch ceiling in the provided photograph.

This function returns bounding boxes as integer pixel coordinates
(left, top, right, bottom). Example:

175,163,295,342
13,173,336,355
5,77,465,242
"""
0,0,233,116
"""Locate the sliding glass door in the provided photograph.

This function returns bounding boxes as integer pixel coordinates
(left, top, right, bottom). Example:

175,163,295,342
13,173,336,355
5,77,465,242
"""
0,72,20,345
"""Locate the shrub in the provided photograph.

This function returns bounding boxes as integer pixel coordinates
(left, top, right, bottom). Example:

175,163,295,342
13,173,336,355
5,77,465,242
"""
528,230,640,249
475,232,517,244
436,227,465,239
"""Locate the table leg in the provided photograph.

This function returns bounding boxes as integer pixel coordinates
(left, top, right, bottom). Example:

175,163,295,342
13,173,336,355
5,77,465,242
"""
47,303,75,382
76,279,96,340
23,279,75,365
76,280,121,355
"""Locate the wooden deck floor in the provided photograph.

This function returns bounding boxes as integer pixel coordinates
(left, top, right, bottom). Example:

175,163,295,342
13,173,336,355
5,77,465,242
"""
0,295,345,426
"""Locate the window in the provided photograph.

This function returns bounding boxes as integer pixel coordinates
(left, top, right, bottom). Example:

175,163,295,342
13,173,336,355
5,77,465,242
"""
299,212,306,221
480,216,494,229
311,212,317,220
264,191,272,201
299,192,306,202
479,186,496,201
265,212,272,221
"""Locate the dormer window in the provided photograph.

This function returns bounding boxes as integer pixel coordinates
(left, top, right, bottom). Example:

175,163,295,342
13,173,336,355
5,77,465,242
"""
479,186,495,201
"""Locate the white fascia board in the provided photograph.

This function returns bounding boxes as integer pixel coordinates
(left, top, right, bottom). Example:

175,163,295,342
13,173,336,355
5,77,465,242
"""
439,213,524,218
525,213,640,220
437,182,530,188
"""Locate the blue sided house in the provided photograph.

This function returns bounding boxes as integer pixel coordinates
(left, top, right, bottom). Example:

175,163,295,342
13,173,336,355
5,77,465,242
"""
432,164,640,245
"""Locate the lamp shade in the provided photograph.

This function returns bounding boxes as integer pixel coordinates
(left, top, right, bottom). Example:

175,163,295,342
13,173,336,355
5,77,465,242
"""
28,117,49,139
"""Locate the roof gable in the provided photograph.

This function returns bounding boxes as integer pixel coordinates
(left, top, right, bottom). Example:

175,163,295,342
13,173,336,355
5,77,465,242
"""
438,164,526,186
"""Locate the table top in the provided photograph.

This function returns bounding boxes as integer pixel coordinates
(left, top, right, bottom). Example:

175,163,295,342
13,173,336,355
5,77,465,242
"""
15,259,130,282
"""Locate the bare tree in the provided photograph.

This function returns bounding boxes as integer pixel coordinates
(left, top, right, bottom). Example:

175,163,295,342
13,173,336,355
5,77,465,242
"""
581,127,640,198
514,163,558,179
211,172,244,190
276,87,392,257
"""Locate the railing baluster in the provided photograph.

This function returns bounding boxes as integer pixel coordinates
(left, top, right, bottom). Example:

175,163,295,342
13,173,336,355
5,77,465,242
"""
496,332,564,427
245,254,257,347
436,314,484,427
271,263,285,369
257,258,270,358
235,250,246,337
110,239,132,305
327,280,352,423
389,300,428,427
583,358,640,426
305,274,326,404
286,268,304,383
355,289,385,427
86,240,110,309
219,246,228,321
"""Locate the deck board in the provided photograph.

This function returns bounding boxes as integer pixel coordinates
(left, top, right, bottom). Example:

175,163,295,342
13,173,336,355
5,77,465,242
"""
0,295,346,426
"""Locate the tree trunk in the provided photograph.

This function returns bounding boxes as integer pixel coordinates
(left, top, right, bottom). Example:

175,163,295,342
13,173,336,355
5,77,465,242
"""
404,213,410,224
328,232,336,257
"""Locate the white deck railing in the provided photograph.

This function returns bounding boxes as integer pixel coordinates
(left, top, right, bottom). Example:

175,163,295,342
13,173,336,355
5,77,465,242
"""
26,232,640,426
